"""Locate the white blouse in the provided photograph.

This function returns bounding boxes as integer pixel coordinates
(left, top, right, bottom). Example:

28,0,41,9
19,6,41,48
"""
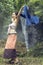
7,22,17,34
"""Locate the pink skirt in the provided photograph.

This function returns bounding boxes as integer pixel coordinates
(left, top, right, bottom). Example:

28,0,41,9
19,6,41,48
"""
5,34,17,49
4,34,17,59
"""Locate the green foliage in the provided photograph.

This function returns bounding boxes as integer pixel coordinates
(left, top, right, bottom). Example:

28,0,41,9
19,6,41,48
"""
0,0,43,21
0,0,43,39
13,0,27,11
0,0,14,17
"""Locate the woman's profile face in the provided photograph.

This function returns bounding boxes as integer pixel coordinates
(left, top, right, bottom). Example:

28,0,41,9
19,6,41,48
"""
12,13,17,19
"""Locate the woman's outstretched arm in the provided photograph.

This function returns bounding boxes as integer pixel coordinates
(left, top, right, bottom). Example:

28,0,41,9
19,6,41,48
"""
17,6,24,17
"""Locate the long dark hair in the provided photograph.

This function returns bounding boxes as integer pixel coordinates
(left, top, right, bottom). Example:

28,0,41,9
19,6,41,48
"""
15,12,18,15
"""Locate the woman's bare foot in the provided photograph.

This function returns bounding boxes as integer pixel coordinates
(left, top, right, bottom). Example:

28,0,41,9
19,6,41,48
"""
15,57,19,64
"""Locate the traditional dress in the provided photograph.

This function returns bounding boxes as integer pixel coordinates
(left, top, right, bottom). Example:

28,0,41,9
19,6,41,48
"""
20,6,39,50
4,22,17,59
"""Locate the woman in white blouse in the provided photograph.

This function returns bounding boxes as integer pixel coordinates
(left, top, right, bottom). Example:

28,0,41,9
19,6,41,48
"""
3,6,24,64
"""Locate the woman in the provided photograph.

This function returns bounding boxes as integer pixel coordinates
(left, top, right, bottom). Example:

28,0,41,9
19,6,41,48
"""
3,6,24,64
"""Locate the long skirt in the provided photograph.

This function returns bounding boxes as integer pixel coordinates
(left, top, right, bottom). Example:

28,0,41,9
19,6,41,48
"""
3,34,17,59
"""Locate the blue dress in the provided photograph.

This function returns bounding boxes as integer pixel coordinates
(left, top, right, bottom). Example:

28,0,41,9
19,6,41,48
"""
20,5,39,25
31,15,39,24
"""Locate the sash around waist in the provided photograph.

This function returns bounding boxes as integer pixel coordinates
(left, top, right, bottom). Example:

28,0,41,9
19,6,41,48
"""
7,29,17,34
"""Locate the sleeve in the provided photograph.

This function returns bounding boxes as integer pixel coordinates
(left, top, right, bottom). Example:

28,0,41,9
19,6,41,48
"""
31,16,39,24
7,24,11,34
20,13,26,18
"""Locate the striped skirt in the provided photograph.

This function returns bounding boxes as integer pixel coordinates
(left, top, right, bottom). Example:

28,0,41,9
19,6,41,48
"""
3,34,17,59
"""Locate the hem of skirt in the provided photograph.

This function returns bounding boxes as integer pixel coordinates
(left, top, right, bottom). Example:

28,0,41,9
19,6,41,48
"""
3,49,17,59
